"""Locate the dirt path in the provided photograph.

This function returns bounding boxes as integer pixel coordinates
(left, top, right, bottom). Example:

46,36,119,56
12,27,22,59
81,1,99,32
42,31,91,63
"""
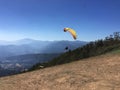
0,53,120,90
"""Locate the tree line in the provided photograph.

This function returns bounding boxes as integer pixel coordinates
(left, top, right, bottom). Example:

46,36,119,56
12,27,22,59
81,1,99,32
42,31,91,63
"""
29,32,120,71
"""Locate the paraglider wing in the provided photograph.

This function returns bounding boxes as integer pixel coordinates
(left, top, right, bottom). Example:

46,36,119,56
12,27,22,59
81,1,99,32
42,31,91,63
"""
64,28,77,40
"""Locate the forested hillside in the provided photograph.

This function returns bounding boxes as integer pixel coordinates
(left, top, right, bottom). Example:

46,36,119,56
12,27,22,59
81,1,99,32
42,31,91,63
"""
29,32,120,70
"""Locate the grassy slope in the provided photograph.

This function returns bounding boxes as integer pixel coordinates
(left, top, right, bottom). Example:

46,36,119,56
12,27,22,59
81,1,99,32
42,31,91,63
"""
0,51,120,90
109,49,120,54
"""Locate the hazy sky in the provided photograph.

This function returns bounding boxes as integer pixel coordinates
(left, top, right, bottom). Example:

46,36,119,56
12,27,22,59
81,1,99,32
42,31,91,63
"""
0,0,120,41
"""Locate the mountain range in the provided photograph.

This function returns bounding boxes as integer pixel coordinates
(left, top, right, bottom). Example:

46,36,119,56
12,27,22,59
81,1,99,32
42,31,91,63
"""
0,39,87,77
0,39,87,58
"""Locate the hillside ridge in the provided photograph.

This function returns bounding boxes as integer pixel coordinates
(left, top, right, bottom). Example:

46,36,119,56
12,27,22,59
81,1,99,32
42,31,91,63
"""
0,53,120,90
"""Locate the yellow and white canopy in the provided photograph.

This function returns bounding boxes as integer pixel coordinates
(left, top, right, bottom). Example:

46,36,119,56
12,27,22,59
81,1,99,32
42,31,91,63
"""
64,28,77,40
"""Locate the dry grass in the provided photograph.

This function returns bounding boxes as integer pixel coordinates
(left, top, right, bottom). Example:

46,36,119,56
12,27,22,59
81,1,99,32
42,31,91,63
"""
0,53,120,90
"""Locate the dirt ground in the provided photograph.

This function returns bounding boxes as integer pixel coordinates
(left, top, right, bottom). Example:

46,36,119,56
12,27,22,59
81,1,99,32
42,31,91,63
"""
0,53,120,90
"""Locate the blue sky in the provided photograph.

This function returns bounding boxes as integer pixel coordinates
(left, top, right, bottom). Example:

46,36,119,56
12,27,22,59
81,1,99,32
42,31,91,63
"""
0,0,120,41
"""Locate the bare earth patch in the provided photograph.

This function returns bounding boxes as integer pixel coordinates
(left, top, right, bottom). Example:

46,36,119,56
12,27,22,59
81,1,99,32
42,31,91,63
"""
0,53,120,90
